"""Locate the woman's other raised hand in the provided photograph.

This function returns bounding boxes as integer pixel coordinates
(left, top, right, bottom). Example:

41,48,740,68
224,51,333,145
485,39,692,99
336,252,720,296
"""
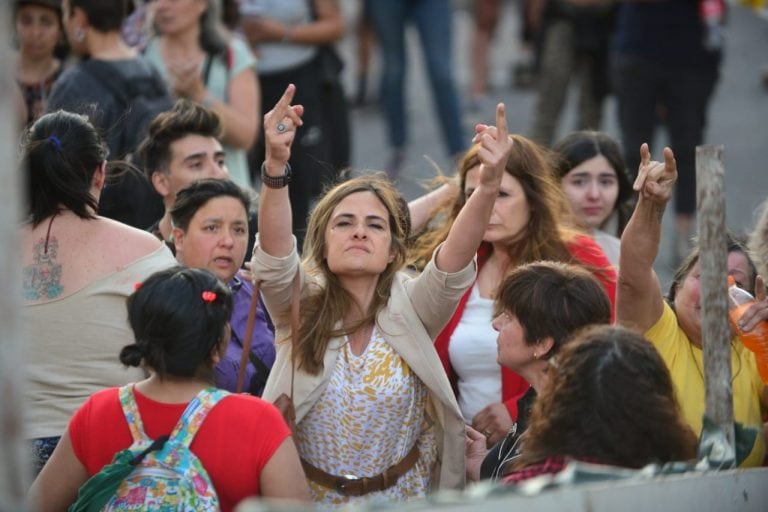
436,103,514,274
472,103,514,194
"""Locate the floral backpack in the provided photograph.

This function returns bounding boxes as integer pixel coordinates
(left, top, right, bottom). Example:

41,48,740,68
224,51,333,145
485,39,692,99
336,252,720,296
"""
69,385,228,512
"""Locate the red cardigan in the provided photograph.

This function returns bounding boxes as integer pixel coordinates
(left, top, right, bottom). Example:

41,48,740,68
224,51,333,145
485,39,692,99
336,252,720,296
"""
434,237,617,419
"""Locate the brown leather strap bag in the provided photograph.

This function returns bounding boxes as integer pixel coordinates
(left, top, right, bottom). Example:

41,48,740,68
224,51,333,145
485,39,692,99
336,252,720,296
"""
236,272,301,431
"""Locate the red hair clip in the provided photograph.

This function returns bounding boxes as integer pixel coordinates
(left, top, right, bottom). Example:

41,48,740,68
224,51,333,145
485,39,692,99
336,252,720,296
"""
201,291,217,303
133,282,142,291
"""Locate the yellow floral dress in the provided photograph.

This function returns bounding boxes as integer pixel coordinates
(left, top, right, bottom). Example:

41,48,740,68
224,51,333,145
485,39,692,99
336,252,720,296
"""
295,327,437,506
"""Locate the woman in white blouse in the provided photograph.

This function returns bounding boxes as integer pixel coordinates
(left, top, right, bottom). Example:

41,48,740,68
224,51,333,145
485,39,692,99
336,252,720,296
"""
252,85,512,504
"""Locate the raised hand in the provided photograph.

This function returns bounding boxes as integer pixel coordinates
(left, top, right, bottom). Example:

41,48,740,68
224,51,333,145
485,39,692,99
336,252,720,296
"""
472,103,514,192
737,275,768,332
434,103,514,273
263,84,304,167
633,143,677,205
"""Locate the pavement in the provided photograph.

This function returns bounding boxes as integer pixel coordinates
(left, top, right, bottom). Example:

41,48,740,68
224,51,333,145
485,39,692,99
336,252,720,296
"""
334,0,768,285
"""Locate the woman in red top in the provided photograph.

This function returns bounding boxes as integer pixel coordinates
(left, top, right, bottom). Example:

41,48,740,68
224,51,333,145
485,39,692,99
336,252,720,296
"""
408,133,616,446
29,266,309,511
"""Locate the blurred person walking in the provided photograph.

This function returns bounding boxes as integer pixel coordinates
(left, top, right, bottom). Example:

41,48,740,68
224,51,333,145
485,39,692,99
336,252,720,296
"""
612,0,724,260
240,0,348,245
364,0,466,176
529,0,615,146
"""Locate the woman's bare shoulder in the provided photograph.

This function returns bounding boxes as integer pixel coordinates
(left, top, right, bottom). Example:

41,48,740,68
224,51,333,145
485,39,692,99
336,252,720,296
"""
96,217,167,261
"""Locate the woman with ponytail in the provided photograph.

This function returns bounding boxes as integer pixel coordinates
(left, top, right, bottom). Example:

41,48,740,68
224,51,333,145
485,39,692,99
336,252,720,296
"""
30,267,309,511
21,110,176,475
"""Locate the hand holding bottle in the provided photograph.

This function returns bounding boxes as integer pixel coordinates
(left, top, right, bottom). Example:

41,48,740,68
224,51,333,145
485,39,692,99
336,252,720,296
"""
728,275,768,384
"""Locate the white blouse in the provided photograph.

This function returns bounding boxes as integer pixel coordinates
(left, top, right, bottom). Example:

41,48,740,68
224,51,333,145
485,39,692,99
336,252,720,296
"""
295,327,437,506
448,284,502,423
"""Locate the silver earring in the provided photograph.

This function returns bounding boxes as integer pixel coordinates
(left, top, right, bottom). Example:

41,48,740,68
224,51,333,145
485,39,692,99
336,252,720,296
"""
533,351,538,360
73,28,85,43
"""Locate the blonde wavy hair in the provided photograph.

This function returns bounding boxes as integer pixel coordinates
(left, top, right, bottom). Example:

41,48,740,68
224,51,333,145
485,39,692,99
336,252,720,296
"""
292,174,409,375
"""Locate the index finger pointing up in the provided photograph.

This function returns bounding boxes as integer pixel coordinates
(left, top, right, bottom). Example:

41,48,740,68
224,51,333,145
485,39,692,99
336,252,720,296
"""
663,146,676,171
640,143,651,167
274,84,297,116
495,103,508,140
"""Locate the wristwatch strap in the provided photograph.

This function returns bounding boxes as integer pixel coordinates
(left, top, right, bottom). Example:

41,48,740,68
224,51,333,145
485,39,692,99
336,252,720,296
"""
260,161,292,189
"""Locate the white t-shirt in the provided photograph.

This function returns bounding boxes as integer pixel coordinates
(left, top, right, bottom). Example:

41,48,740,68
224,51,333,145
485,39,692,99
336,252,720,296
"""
448,285,502,423
593,229,620,268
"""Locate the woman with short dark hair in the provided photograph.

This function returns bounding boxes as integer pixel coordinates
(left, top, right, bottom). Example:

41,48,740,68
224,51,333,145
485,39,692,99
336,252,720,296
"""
21,110,176,474
170,178,276,396
465,260,612,481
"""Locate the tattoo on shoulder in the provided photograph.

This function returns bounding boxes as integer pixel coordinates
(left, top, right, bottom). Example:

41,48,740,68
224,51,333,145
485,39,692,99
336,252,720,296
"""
23,237,63,300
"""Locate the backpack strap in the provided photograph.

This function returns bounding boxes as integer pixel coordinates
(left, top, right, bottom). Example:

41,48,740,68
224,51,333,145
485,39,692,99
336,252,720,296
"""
168,388,229,448
118,385,152,444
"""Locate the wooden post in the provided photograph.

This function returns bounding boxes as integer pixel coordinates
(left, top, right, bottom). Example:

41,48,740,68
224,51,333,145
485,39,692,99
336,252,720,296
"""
696,144,734,449
0,6,29,511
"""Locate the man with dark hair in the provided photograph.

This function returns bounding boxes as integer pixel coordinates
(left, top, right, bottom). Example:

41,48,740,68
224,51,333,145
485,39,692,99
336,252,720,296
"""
48,0,173,228
140,99,258,256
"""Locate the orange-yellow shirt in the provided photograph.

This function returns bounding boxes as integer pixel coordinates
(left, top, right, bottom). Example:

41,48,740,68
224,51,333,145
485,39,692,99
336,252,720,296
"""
645,302,766,467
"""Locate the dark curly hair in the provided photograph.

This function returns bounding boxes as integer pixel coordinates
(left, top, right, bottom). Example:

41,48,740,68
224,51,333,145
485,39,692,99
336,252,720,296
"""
510,325,697,472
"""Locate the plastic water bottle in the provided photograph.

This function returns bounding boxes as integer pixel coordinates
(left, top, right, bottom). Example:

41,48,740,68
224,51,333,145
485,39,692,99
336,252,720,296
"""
727,276,768,384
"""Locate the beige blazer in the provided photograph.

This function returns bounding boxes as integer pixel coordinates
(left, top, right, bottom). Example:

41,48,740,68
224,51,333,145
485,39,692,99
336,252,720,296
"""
252,239,475,490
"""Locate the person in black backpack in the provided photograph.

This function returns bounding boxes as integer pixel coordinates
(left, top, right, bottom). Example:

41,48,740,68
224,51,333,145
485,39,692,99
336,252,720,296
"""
48,0,172,229
29,266,310,511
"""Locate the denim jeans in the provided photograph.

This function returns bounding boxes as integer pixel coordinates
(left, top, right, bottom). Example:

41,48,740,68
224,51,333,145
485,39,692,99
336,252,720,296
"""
365,0,465,156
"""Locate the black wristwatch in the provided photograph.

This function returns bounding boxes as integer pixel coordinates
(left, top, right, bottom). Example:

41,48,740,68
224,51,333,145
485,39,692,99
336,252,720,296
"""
260,162,292,189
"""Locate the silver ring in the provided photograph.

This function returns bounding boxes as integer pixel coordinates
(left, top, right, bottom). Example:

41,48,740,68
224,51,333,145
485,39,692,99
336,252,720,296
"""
276,122,287,133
